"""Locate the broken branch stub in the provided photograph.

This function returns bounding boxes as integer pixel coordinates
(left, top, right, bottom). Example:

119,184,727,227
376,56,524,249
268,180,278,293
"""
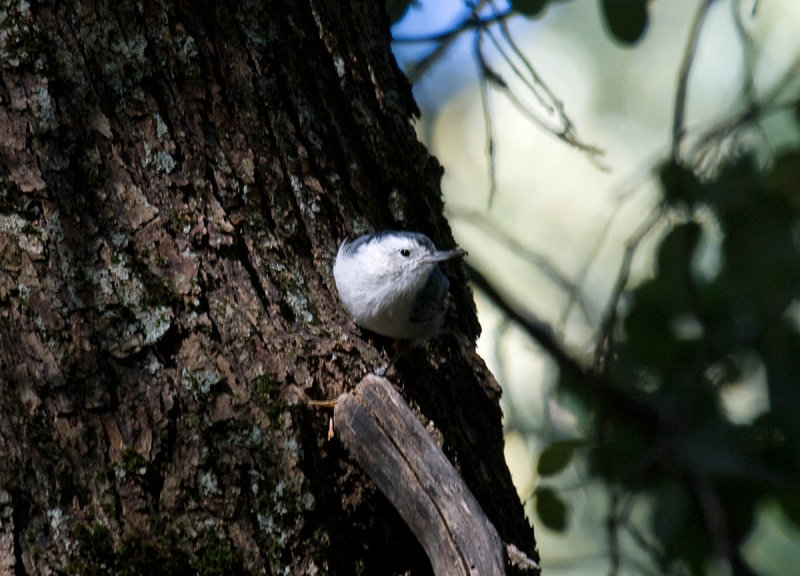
334,374,506,576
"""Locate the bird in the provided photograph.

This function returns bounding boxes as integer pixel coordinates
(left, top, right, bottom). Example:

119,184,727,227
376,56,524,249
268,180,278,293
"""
333,230,466,341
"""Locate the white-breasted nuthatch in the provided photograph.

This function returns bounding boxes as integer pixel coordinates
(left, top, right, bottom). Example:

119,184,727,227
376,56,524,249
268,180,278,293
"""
333,230,466,341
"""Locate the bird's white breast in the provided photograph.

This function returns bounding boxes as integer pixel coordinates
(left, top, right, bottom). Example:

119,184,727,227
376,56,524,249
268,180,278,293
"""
333,242,436,339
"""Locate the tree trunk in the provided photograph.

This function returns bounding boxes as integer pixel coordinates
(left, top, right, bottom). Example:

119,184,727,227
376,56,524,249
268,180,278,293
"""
0,1,536,574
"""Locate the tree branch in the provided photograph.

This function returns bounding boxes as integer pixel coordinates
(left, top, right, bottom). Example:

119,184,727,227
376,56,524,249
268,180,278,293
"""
672,0,717,164
451,208,595,324
466,263,588,380
466,263,663,438
475,31,500,207
593,204,666,370
473,2,605,162
688,56,800,170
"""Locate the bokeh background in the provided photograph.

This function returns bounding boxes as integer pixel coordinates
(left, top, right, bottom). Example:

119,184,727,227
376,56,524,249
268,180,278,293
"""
391,1,800,574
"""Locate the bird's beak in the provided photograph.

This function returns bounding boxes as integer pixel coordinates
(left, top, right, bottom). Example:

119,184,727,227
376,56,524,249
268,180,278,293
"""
425,248,467,263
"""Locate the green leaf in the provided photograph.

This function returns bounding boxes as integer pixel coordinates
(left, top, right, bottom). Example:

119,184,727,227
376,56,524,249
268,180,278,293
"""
512,0,549,17
535,486,568,531
537,439,584,476
601,0,649,45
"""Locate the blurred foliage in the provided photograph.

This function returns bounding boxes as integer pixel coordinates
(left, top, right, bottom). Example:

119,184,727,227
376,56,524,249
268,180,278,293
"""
510,0,551,18
536,485,569,532
512,0,649,44
552,149,800,573
537,439,587,477
388,0,800,573
599,0,649,45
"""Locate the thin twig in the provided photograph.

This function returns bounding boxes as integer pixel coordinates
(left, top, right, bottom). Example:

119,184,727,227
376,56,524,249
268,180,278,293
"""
566,156,668,338
467,263,663,439
476,31,499,208
593,204,667,366
467,263,589,380
452,208,595,323
732,0,757,105
682,0,770,176
405,33,460,86
403,0,605,205
482,0,552,112
473,3,605,162
403,0,491,84
688,55,800,166
491,0,564,121
488,66,604,157
672,0,717,164
564,207,619,336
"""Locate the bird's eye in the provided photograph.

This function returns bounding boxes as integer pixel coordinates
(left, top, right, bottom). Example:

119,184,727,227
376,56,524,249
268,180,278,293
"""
400,249,411,257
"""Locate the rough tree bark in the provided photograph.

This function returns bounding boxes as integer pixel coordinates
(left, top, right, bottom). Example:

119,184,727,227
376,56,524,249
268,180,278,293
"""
0,1,537,574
